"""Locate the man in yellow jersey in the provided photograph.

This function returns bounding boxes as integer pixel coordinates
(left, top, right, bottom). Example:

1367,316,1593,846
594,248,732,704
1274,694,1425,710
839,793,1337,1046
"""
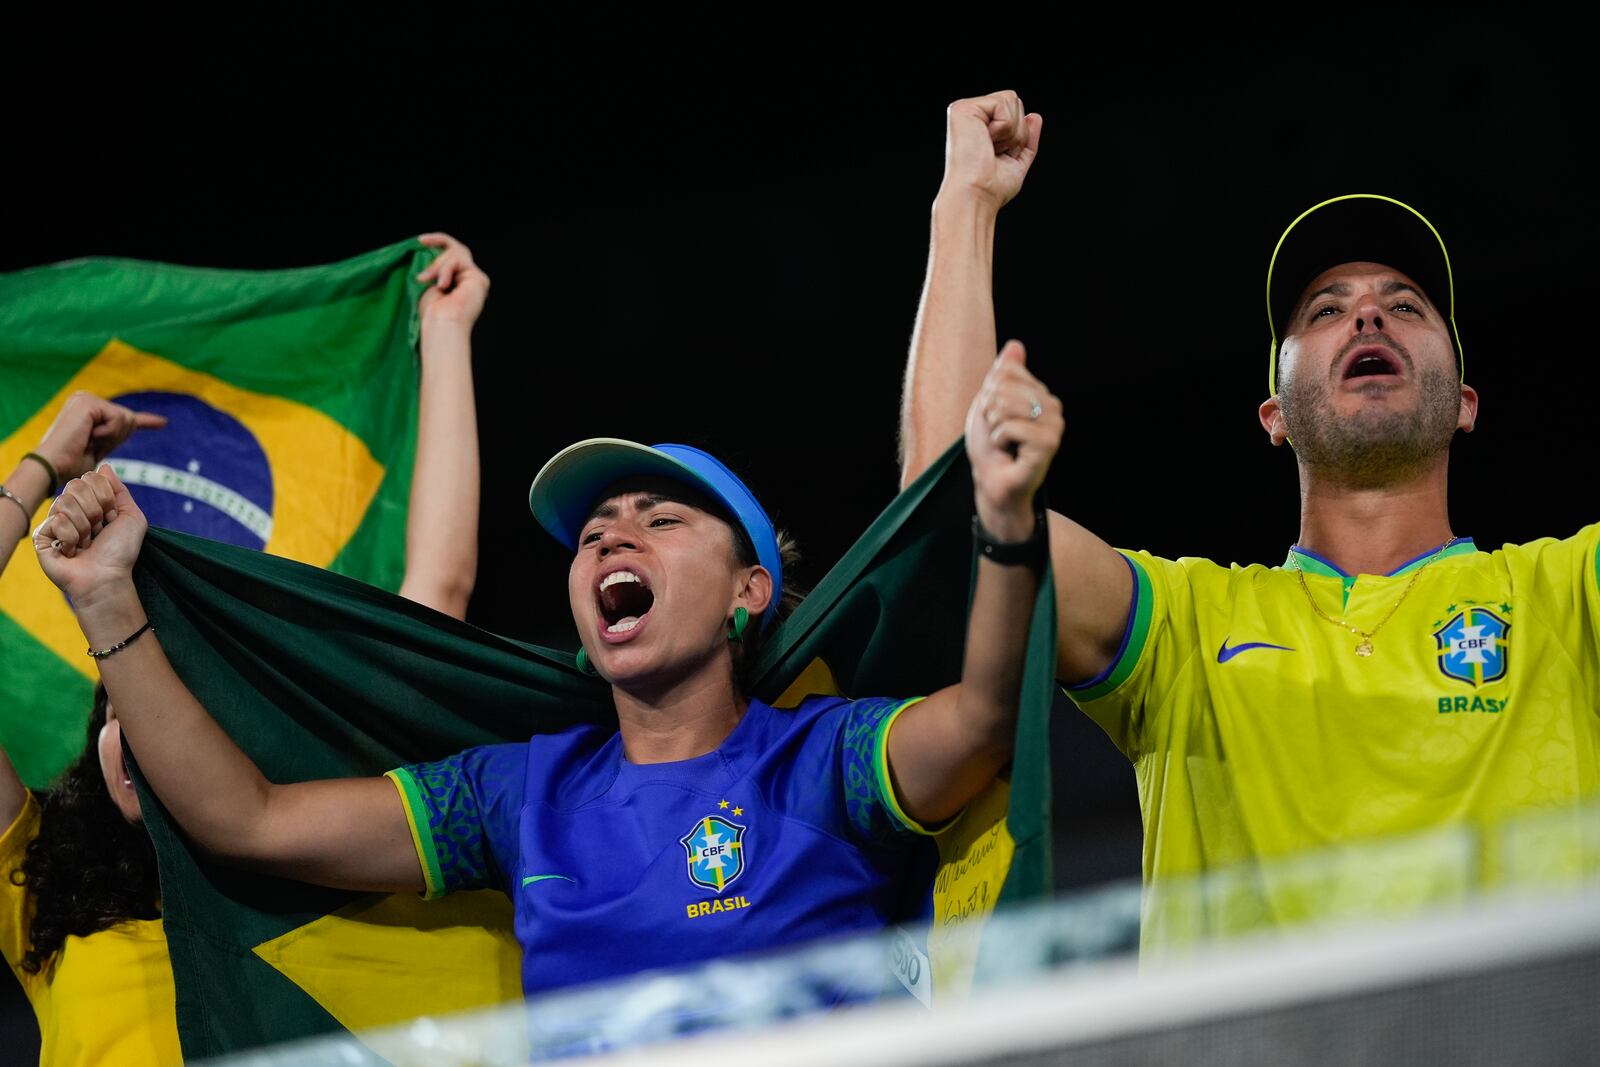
899,90,1600,946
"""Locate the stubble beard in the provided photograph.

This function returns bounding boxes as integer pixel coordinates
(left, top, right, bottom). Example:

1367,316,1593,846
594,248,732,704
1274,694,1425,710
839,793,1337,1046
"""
1278,341,1461,490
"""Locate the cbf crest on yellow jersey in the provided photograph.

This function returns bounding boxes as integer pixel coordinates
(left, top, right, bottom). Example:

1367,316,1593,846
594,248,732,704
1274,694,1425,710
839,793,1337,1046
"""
1067,525,1600,947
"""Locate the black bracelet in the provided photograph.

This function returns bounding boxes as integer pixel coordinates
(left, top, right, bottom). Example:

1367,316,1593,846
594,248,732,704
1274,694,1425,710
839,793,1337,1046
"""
22,453,60,496
973,497,1048,568
87,620,154,659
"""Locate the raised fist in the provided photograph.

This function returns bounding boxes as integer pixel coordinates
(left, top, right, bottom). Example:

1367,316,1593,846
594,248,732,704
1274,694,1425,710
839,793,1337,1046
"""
940,90,1043,211
965,340,1062,541
33,465,149,605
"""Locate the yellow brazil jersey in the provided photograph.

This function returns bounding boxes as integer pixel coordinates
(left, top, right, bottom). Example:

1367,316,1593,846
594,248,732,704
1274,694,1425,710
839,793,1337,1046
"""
1067,526,1600,948
1,792,182,1067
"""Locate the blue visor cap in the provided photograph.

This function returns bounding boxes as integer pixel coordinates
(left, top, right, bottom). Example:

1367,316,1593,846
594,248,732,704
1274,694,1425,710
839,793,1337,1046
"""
528,439,783,629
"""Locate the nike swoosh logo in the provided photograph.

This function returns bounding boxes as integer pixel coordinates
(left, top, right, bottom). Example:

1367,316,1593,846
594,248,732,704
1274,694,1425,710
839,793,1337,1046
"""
521,874,577,888
1217,637,1296,664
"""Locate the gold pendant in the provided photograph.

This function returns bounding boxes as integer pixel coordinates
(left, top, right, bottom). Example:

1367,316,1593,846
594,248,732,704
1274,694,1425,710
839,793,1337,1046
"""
1355,639,1373,657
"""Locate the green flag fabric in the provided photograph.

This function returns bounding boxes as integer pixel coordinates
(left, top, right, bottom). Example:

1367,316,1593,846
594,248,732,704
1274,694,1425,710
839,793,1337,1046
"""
131,442,1057,1059
0,242,431,786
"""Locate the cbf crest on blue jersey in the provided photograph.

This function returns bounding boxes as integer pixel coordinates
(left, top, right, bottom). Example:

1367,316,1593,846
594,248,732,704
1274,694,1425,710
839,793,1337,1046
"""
680,815,747,894
1434,607,1510,687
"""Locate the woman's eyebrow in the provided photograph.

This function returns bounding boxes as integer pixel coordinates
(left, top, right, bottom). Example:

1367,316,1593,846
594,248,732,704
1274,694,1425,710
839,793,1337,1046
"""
584,493,677,524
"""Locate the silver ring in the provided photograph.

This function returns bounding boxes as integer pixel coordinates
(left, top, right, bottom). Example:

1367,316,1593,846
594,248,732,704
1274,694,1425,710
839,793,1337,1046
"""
1027,399,1043,420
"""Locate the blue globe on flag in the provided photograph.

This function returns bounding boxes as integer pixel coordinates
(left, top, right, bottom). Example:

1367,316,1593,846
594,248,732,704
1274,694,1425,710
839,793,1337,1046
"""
108,390,275,552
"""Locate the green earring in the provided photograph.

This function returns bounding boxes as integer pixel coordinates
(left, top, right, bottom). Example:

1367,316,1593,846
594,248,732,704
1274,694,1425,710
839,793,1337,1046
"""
727,607,749,643
575,647,598,676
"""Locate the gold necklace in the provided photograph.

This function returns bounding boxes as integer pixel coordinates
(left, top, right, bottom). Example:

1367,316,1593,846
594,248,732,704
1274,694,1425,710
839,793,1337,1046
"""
1287,538,1458,657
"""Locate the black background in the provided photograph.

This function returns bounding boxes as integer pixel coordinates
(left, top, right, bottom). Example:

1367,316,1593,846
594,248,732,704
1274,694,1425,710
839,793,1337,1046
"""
3,19,1594,1056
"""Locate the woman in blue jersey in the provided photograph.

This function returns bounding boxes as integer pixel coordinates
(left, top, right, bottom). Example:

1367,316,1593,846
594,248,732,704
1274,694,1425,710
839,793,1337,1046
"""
31,343,1062,998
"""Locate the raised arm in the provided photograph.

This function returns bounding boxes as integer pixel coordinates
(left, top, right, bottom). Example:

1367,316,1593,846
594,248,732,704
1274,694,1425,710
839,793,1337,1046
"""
900,91,1039,489
0,391,165,582
900,92,1130,685
886,343,1060,824
32,470,423,893
397,233,489,620
1,392,165,827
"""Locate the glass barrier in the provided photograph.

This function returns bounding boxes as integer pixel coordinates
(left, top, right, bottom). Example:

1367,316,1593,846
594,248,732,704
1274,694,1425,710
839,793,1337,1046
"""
203,799,1600,1066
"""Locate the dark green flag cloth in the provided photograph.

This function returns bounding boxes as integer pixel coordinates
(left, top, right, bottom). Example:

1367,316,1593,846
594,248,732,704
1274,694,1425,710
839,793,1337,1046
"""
131,442,1056,1059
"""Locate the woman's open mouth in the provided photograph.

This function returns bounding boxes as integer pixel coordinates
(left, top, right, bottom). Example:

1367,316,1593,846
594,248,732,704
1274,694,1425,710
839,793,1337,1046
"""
596,569,656,637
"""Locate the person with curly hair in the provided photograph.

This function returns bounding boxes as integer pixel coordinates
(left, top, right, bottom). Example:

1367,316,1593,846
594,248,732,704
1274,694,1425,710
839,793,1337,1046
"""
0,232,488,1066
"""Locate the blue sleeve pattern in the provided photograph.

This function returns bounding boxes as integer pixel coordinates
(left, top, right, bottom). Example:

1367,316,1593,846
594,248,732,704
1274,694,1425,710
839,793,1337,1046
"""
840,696,934,846
389,744,525,899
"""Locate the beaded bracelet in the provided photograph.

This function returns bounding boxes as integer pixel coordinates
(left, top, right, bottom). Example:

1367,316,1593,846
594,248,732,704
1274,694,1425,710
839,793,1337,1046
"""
87,620,154,659
0,484,32,523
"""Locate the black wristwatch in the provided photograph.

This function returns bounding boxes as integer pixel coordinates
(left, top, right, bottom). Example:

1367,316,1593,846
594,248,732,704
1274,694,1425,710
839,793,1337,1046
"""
972,496,1048,568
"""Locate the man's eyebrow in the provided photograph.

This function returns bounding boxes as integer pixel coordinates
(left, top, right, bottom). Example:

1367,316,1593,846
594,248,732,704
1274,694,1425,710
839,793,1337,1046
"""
1300,281,1351,308
1380,279,1430,305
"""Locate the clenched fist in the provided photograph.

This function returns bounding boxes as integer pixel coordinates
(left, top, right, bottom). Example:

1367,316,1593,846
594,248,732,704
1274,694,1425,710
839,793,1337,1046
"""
940,90,1043,212
33,465,149,609
965,341,1062,542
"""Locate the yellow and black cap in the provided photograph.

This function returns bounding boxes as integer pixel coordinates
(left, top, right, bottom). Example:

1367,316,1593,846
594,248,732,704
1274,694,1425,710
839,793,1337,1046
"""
1266,193,1462,395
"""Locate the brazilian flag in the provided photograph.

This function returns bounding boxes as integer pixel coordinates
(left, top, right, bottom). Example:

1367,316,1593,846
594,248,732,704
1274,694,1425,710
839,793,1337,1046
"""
0,243,431,786
131,443,1057,1060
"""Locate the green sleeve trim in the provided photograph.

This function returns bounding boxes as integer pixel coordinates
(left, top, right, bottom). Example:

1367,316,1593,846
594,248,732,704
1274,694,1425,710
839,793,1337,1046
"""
1068,552,1155,703
1590,538,1600,660
872,697,944,836
1592,536,1599,604
385,768,445,901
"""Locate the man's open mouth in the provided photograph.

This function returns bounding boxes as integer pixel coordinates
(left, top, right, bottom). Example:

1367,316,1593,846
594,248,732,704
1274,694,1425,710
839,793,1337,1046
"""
597,570,655,634
1341,345,1404,380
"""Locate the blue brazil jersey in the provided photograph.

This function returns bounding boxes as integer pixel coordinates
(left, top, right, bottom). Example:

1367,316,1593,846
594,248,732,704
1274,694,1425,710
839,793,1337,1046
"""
386,695,936,996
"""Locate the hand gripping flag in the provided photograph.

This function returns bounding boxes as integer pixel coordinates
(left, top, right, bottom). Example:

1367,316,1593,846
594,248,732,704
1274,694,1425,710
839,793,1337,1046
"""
0,243,431,786
130,443,1057,1059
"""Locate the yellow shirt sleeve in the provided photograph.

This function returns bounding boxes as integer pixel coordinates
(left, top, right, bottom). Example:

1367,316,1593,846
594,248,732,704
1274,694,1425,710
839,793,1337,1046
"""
1,790,43,997
1066,550,1187,760
1501,521,1600,709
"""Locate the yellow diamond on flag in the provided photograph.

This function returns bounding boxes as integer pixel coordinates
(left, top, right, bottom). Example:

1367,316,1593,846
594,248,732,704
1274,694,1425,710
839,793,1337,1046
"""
0,240,426,789
251,890,523,1053
0,339,385,678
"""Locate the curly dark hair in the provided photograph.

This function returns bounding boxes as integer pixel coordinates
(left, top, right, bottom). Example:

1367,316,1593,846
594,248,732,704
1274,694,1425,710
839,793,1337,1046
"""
10,686,160,974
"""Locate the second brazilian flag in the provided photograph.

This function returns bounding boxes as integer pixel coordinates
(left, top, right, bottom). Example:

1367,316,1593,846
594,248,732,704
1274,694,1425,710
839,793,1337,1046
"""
0,243,431,785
